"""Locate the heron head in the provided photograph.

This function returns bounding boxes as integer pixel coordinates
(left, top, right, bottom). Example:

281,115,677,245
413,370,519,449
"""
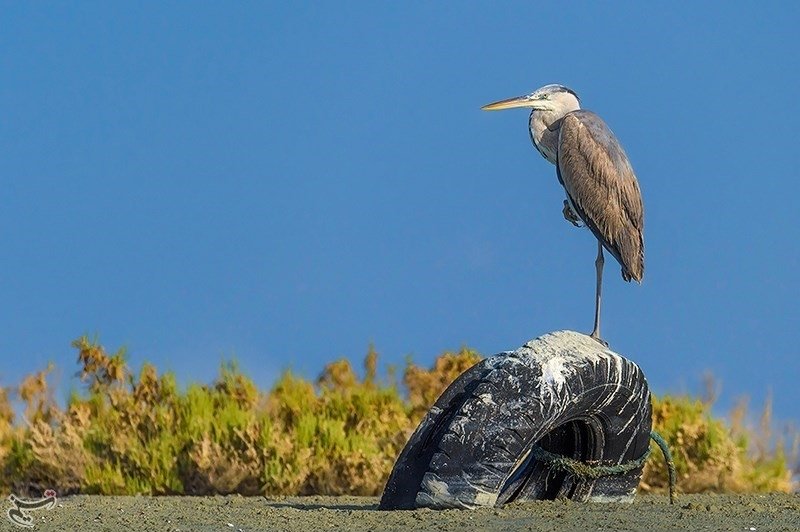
482,84,581,114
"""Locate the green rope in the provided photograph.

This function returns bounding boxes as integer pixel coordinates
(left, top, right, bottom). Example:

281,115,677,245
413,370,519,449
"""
648,430,677,505
530,443,650,479
530,430,676,504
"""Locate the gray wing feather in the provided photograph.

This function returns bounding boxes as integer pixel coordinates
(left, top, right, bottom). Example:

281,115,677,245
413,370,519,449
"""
557,110,644,282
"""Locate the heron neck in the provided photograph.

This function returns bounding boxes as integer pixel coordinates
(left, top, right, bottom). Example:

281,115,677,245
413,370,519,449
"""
529,110,568,165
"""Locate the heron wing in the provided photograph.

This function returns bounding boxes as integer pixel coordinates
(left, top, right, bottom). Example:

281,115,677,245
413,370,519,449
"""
557,110,644,282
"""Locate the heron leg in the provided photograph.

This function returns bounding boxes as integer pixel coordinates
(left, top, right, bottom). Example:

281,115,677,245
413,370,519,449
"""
590,240,607,346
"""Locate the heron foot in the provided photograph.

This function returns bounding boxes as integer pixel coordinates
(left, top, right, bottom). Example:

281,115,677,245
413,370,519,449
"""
562,200,583,227
590,332,609,347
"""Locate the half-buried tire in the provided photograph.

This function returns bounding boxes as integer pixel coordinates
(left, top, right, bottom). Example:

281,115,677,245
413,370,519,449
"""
379,330,652,510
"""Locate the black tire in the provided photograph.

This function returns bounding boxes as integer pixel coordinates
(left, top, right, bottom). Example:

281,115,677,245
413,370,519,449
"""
380,330,652,510
379,354,507,509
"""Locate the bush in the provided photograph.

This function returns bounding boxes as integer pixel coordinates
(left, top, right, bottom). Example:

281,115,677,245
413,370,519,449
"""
642,395,795,494
0,337,795,496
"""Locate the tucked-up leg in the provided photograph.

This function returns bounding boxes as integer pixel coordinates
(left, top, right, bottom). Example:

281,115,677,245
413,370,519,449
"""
562,199,583,227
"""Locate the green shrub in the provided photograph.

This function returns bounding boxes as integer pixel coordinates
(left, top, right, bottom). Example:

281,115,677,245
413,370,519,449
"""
0,337,795,496
642,395,793,494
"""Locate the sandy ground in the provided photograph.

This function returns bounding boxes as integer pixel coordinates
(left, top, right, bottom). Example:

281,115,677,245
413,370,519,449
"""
5,493,798,532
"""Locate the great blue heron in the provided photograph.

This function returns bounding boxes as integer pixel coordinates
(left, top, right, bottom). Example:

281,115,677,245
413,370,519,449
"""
482,84,644,343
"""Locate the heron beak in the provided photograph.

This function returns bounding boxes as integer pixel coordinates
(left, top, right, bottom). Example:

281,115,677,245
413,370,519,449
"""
481,95,538,111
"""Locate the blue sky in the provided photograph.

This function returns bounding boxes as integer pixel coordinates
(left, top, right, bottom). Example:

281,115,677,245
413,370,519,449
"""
1,3,798,423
